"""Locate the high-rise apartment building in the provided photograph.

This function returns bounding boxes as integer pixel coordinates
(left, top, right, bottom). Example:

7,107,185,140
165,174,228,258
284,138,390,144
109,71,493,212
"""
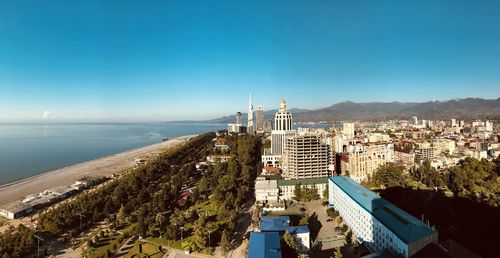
451,118,457,127
282,134,331,179
271,99,295,155
343,122,355,139
411,116,418,125
263,120,273,133
256,105,264,133
248,95,254,135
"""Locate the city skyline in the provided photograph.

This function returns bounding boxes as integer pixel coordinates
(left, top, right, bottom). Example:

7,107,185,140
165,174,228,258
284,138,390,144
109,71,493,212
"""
1,1,500,122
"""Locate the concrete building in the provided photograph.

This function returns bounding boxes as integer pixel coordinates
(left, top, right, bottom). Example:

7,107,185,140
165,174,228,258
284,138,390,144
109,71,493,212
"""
277,177,327,200
262,152,282,167
256,105,264,133
264,120,273,133
255,179,279,203
328,176,438,257
248,94,254,135
344,144,393,182
451,118,457,127
432,139,456,155
282,134,331,179
271,99,295,155
411,116,418,126
0,201,33,219
343,122,355,139
415,147,435,162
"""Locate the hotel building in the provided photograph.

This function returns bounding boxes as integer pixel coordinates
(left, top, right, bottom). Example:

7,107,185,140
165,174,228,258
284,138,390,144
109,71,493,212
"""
328,176,438,257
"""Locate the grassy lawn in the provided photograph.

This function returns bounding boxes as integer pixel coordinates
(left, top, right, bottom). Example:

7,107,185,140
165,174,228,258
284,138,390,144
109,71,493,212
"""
124,242,165,258
84,233,122,258
147,235,194,250
118,222,137,234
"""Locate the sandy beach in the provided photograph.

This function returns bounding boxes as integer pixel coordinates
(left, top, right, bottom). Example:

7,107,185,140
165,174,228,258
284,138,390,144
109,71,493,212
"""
0,135,196,206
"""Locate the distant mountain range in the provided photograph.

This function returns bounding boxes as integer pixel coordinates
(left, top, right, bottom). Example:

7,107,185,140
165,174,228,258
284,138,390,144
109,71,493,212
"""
174,98,500,123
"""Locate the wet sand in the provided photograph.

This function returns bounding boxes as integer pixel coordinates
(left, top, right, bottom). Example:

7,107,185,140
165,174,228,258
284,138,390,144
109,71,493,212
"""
0,135,196,206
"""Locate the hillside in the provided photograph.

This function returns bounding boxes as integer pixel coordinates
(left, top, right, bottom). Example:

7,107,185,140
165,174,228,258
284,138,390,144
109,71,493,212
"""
198,98,500,123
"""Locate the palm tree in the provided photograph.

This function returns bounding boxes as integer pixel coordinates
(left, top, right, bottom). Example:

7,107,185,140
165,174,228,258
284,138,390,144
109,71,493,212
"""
155,212,166,230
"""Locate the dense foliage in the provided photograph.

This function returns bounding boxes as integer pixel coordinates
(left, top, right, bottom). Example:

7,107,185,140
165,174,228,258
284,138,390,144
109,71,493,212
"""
38,133,215,236
0,225,36,257
169,134,261,252
293,184,320,202
370,157,500,258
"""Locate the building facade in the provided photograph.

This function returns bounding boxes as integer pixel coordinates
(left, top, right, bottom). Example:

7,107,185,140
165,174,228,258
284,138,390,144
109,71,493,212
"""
271,99,295,155
256,105,264,133
282,134,331,179
345,144,393,182
329,176,438,257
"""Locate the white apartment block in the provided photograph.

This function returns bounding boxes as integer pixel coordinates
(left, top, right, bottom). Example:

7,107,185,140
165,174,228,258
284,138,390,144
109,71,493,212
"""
329,177,438,258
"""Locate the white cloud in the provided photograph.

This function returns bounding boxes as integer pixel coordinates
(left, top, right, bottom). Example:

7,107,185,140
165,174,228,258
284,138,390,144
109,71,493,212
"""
42,110,52,119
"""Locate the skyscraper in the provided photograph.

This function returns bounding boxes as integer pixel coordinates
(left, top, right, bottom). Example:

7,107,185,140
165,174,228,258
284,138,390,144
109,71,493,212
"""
256,105,264,133
248,94,254,135
236,112,242,125
271,99,295,155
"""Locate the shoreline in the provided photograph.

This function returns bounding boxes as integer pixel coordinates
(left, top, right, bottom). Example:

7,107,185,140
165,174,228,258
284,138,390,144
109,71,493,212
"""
0,134,197,206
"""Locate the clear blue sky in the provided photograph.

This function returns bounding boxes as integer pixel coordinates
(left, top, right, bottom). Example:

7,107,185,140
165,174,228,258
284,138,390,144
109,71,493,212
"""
1,0,499,122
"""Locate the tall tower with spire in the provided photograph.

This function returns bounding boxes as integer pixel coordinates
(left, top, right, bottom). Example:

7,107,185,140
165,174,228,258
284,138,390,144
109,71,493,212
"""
247,94,254,135
271,98,295,155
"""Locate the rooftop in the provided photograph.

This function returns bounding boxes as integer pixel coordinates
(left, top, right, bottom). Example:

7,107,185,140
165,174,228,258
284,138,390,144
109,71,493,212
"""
0,201,32,213
248,232,282,258
255,179,278,189
277,177,327,187
260,216,310,235
329,176,436,244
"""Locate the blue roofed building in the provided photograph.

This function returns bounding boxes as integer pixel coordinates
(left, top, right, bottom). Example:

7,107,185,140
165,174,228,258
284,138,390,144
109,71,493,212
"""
248,232,282,258
259,216,310,251
328,176,438,257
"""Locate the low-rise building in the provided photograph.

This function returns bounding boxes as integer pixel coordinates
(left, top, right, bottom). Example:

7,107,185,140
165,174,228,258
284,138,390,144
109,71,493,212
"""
248,232,282,258
260,216,310,251
0,201,33,219
277,177,327,201
255,179,279,203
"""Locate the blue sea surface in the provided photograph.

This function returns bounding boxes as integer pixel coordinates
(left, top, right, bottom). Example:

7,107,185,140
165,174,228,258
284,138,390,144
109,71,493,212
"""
0,123,225,185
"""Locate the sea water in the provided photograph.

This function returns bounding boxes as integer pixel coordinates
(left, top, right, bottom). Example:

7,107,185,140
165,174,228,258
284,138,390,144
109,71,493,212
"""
0,123,225,185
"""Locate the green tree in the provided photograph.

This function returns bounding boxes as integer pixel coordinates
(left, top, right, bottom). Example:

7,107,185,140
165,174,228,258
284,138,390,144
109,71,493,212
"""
371,163,407,187
192,214,208,249
333,247,343,258
323,187,329,199
117,204,127,224
219,230,231,254
282,232,297,250
299,213,310,225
